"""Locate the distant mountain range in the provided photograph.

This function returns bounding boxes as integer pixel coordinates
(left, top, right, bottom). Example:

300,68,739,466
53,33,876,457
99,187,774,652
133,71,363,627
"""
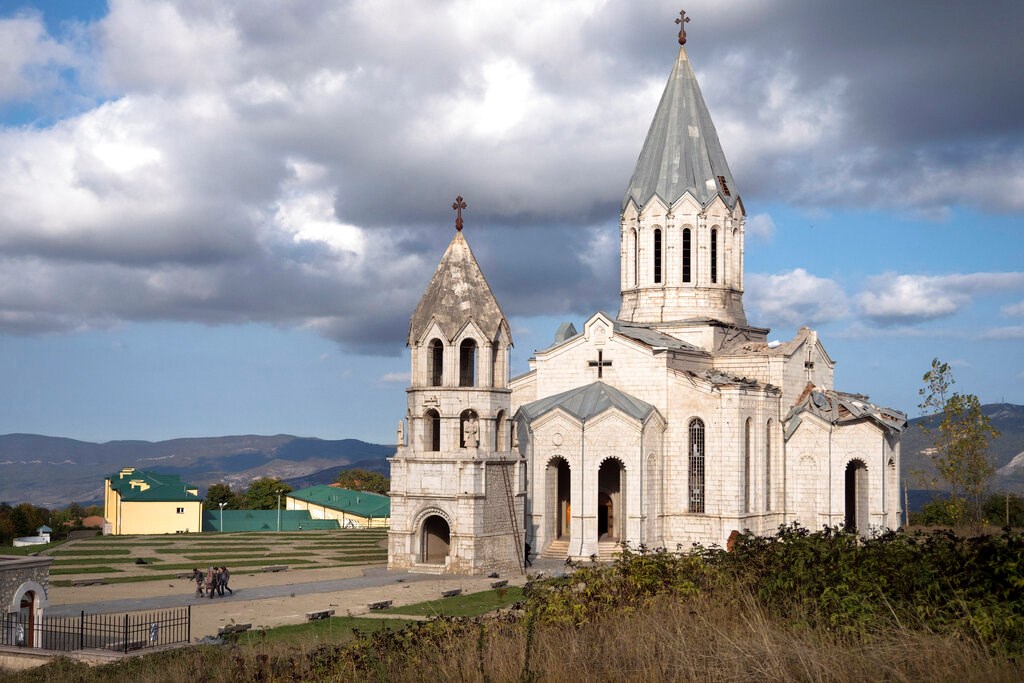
902,403,1024,498
3,403,1021,510
0,433,395,507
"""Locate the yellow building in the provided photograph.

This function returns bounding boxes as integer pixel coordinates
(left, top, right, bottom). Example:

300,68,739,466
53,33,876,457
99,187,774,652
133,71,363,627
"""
286,485,390,528
103,467,203,535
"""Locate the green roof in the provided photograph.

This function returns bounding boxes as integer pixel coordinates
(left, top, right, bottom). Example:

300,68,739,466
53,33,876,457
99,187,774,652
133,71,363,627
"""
202,509,340,533
107,468,201,503
288,485,390,518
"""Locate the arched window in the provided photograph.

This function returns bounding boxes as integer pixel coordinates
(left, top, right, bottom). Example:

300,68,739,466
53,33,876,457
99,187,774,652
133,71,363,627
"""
459,339,477,387
688,418,705,514
743,418,752,513
653,228,662,284
495,409,506,452
428,339,444,387
425,409,441,452
631,228,638,286
682,228,692,283
765,420,773,512
710,228,718,284
459,409,479,448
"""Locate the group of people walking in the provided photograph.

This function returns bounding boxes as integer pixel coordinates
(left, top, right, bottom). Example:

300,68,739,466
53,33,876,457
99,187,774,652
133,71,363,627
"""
192,566,233,598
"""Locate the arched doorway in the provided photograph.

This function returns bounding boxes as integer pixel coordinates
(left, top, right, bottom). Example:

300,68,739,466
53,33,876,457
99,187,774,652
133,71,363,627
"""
421,515,451,564
18,591,34,647
598,458,624,541
845,460,869,532
547,457,571,540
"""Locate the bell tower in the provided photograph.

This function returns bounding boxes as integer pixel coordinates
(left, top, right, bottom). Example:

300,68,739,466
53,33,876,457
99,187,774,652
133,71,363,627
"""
388,197,525,575
618,12,748,329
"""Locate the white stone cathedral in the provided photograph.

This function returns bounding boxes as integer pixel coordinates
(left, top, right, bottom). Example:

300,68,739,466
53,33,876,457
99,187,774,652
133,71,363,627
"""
389,21,906,574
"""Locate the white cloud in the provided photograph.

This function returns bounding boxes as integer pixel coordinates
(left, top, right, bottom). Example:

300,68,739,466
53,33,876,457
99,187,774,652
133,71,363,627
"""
858,273,1024,324
379,372,408,384
746,213,775,241
1002,301,1024,317
746,268,849,326
0,12,76,102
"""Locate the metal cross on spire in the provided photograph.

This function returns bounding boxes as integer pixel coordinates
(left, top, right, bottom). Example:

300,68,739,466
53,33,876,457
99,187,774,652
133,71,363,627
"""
452,195,467,231
675,9,691,46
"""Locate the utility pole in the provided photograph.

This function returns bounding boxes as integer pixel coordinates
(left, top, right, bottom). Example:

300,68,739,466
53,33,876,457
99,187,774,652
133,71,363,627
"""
276,490,283,532
219,501,226,532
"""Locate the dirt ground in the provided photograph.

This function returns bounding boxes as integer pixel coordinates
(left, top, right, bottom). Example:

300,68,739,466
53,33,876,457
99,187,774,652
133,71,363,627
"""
48,565,524,638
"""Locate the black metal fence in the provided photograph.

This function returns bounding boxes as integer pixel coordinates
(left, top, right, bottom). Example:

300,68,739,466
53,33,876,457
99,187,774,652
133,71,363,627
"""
1,606,191,653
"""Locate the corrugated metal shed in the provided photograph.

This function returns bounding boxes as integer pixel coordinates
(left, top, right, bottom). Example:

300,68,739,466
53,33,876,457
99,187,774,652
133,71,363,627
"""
288,485,391,519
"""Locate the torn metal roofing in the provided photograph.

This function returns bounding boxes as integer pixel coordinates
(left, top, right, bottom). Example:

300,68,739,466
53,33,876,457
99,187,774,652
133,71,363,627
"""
785,387,907,435
519,381,655,423
622,46,738,211
614,320,705,352
408,230,509,345
686,368,776,391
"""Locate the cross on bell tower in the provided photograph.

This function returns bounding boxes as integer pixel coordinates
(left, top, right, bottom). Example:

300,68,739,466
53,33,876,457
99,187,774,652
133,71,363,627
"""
452,195,467,231
588,350,612,379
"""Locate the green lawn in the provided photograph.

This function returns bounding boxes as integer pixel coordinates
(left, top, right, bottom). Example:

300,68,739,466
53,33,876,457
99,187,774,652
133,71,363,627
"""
50,566,122,575
49,547,132,556
51,556,163,566
380,587,524,618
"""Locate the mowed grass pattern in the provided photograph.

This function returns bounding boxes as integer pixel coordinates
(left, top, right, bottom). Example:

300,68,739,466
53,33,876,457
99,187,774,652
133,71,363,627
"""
46,528,388,585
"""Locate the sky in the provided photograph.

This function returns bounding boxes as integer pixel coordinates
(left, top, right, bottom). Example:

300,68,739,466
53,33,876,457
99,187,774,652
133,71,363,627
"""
0,0,1022,444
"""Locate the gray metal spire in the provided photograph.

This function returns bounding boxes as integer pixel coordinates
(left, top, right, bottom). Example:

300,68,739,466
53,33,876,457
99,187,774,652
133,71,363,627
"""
622,44,738,211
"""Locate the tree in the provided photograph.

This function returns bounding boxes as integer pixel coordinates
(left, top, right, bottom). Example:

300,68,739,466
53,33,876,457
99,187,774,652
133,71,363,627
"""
918,358,1000,529
204,483,243,510
335,468,390,495
244,477,292,510
982,492,1024,528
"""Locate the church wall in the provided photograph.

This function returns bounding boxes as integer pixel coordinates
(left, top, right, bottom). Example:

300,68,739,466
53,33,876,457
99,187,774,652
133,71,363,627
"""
784,416,900,534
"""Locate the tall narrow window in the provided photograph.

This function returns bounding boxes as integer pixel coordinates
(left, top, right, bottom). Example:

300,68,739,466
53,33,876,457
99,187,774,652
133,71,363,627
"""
688,418,705,514
459,339,477,387
428,339,444,387
426,409,441,452
653,228,662,284
743,418,751,513
682,228,692,283
495,409,506,451
710,228,718,284
765,420,773,512
631,228,638,286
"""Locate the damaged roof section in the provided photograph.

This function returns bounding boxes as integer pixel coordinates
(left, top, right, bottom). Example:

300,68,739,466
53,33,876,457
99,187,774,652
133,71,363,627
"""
785,385,907,437
408,230,509,346
615,320,705,353
685,368,779,392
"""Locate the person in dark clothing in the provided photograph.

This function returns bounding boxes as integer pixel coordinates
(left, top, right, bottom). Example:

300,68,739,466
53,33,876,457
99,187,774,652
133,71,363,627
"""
524,542,532,567
192,568,204,597
220,566,233,595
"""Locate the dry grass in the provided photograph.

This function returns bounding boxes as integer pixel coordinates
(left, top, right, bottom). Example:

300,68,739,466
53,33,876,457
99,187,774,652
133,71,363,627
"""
10,591,1020,683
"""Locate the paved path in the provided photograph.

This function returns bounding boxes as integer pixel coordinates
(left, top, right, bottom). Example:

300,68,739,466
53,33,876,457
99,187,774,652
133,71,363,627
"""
46,569,442,618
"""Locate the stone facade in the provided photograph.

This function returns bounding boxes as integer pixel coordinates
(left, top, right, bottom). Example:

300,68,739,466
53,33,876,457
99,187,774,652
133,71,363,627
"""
388,35,906,573
0,555,52,649
388,230,525,575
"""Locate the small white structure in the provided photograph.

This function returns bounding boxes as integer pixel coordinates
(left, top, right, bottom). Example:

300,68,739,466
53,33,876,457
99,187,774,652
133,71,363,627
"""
12,526,52,548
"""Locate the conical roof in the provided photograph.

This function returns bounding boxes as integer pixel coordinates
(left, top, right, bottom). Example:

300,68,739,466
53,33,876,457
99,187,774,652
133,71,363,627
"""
408,230,509,345
622,45,738,211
